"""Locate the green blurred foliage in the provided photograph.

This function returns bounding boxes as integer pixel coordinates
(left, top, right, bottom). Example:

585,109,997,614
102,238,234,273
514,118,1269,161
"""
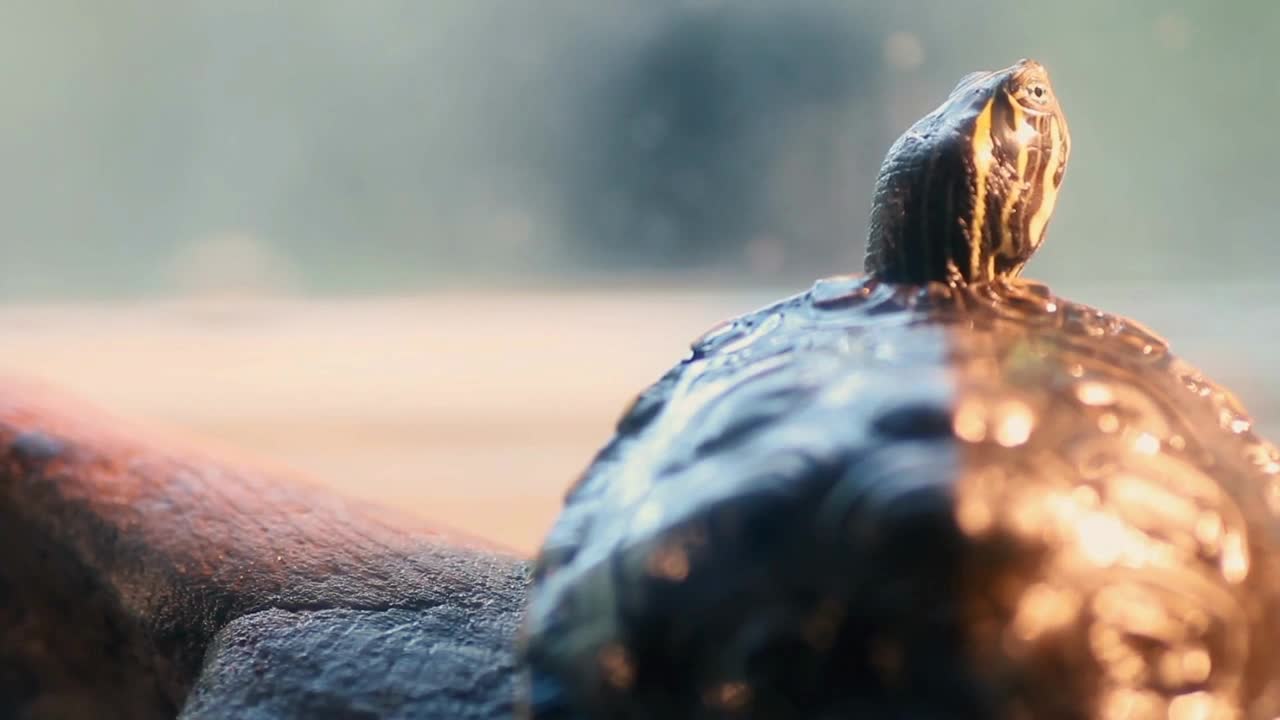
0,1,1276,299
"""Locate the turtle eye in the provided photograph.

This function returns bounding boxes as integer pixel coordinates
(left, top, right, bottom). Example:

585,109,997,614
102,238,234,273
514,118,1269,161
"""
1023,82,1050,105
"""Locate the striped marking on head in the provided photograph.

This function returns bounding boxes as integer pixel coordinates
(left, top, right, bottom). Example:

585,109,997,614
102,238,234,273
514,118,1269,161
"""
997,96,1029,255
967,98,996,280
1026,116,1066,252
972,84,1070,279
863,59,1069,285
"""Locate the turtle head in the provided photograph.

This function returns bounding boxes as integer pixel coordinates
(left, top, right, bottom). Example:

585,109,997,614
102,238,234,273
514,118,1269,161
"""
864,58,1071,285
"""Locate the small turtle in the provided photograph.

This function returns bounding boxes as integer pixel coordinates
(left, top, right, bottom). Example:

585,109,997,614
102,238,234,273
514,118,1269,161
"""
520,59,1280,719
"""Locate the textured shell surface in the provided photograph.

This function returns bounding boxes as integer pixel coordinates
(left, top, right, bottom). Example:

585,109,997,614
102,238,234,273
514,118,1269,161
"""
521,276,1280,720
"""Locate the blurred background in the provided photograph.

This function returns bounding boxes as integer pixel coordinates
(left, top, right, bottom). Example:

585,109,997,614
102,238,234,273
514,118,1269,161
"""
1,1,1277,553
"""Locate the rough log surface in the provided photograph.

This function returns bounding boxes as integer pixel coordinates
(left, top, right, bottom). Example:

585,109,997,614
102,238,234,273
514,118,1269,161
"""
0,377,530,719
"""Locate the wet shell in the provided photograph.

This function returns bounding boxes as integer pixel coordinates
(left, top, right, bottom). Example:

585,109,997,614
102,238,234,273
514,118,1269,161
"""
520,277,1280,720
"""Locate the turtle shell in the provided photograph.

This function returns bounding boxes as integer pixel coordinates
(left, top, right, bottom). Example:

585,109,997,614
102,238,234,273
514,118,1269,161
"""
520,277,1280,720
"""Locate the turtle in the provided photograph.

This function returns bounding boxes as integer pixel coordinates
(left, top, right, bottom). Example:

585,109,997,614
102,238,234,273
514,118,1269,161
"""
518,58,1280,719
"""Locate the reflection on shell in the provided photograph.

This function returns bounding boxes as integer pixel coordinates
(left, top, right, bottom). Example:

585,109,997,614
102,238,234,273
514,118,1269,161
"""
522,277,1280,719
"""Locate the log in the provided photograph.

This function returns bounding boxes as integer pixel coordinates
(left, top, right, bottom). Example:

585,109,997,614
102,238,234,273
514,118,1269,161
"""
0,377,529,719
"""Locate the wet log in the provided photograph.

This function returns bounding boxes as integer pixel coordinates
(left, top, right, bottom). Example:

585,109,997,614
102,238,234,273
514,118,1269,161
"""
0,377,529,719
